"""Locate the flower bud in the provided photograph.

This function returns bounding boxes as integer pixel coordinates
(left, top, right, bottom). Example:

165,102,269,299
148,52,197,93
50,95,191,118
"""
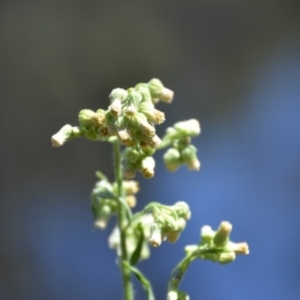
98,126,109,137
229,242,250,255
51,124,74,147
173,202,191,220
83,127,98,140
109,99,122,117
149,223,162,247
140,141,156,156
135,85,152,103
109,88,128,103
117,127,135,147
174,119,201,137
94,109,106,126
167,290,190,300
125,195,137,208
167,230,181,243
213,221,232,246
128,113,155,138
126,88,142,108
138,101,165,125
115,117,135,146
218,252,236,264
181,145,200,171
141,156,155,178
148,78,174,103
201,225,215,243
163,148,181,171
94,204,111,229
147,134,162,149
78,109,96,127
122,180,139,194
123,160,137,179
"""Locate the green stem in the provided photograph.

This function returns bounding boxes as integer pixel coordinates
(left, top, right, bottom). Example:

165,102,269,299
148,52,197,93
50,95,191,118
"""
167,253,196,295
167,248,225,298
112,138,134,300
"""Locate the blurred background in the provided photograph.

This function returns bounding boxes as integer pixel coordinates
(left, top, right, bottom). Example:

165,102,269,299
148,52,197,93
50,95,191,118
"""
1,1,300,299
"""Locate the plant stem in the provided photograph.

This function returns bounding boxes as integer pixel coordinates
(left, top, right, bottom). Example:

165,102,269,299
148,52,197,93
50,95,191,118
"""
112,138,134,300
167,253,196,294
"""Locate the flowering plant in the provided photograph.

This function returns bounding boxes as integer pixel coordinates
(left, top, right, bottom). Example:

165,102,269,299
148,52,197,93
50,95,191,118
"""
52,79,249,300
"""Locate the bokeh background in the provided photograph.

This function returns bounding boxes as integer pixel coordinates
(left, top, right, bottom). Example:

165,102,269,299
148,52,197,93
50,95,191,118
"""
1,1,300,299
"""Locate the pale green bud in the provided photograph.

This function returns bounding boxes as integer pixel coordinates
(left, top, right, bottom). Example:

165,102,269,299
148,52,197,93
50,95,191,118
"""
78,109,106,128
167,230,181,243
201,225,215,243
218,251,236,264
148,78,174,103
149,223,162,247
125,195,137,208
115,117,135,147
128,112,155,138
123,160,137,179
108,226,120,252
123,148,140,163
181,145,200,171
139,141,156,156
174,119,201,137
109,88,128,102
123,180,139,194
125,88,142,113
141,156,155,178
163,148,181,171
227,242,250,255
163,214,179,231
117,127,135,147
109,99,122,117
95,109,106,126
94,204,111,229
166,218,186,243
51,124,75,147
78,109,96,127
135,85,152,103
147,134,162,148
138,101,165,124
213,221,232,246
93,179,113,192
83,127,98,140
167,291,190,300
173,201,191,220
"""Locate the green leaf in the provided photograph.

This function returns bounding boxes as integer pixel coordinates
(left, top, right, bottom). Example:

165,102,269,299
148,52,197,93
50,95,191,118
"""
130,224,144,266
95,171,108,181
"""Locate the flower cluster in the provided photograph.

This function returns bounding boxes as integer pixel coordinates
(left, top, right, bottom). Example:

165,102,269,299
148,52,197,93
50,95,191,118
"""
91,177,140,229
109,214,154,263
185,221,249,264
51,78,174,179
51,79,172,148
148,201,191,247
162,119,201,171
108,201,191,263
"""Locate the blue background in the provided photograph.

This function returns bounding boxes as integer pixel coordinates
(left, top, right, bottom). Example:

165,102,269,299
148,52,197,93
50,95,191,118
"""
1,1,300,299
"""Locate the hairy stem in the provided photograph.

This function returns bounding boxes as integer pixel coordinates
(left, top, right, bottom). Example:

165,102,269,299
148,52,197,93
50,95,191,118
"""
112,138,134,300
